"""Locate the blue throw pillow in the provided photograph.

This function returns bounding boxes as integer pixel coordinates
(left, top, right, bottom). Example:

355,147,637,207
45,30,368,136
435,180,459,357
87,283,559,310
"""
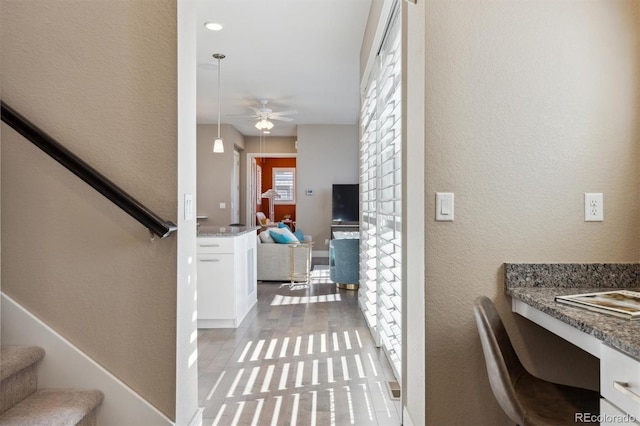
269,227,299,244
277,222,292,231
294,229,304,241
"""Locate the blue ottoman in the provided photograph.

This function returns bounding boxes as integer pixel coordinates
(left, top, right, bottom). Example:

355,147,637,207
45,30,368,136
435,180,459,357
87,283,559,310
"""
329,238,359,290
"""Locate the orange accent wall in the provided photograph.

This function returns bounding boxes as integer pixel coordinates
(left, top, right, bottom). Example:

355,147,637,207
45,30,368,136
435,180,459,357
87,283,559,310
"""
258,158,296,223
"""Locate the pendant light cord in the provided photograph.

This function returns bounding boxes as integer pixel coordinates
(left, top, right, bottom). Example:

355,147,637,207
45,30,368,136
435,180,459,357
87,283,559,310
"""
213,53,225,139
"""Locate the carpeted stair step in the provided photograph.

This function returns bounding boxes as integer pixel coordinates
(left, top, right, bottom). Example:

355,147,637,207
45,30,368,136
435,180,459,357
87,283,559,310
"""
0,389,104,426
0,346,45,414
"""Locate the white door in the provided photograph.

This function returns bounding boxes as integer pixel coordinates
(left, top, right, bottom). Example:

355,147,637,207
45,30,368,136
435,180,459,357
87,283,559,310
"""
249,157,258,226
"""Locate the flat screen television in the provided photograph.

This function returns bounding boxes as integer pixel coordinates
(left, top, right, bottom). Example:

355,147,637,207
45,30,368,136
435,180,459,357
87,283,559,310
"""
332,184,359,222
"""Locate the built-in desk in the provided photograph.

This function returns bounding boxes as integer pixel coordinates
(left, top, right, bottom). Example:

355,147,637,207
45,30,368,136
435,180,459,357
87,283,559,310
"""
505,263,640,424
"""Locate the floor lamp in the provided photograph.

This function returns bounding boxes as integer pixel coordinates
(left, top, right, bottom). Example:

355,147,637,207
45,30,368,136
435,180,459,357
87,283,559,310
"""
261,189,280,223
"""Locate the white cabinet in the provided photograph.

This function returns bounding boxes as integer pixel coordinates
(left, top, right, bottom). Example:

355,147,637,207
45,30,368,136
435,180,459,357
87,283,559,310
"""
197,230,257,328
601,344,640,422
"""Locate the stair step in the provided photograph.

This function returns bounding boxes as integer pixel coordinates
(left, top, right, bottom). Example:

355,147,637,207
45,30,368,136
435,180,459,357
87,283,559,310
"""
0,389,104,426
0,346,45,414
0,346,45,381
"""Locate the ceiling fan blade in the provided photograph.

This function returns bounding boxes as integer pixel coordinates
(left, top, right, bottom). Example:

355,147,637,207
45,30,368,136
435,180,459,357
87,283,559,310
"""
248,107,264,116
269,109,298,117
225,114,258,118
270,116,294,122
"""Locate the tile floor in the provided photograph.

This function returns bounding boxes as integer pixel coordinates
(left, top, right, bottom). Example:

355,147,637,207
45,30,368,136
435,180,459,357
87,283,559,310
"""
197,269,401,426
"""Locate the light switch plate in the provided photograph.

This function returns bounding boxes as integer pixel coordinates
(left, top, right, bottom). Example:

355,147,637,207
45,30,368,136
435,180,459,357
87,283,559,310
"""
219,202,226,209
436,192,454,221
183,194,193,220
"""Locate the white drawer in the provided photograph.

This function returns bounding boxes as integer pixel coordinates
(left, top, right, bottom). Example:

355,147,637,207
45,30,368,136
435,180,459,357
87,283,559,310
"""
601,344,640,420
197,238,234,253
600,399,639,425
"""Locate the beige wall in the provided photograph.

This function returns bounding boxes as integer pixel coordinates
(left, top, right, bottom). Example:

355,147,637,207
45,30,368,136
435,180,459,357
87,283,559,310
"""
1,0,178,419
244,135,297,154
420,1,640,424
297,125,359,253
197,124,244,225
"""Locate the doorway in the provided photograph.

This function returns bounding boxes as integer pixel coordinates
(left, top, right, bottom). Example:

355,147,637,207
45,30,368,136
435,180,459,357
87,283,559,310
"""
246,153,297,228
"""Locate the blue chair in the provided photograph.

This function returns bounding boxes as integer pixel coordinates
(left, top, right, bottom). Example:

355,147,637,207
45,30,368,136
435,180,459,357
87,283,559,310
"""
329,238,359,290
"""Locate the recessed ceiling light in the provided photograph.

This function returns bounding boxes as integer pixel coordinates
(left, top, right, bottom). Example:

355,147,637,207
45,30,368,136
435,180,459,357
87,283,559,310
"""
204,22,223,31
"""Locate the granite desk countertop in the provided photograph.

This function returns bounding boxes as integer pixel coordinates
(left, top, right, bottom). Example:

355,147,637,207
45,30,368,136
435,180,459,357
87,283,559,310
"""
506,286,640,361
197,225,260,237
504,263,640,362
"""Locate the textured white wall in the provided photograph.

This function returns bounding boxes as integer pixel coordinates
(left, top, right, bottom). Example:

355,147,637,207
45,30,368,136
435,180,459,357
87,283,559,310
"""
1,0,179,418
421,1,640,424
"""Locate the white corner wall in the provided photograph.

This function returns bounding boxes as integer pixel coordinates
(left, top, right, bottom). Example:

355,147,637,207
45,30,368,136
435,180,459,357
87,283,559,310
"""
402,1,426,425
176,1,200,424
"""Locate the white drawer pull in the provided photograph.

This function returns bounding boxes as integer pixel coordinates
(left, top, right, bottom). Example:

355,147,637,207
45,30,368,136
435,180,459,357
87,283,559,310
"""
200,244,220,248
614,381,640,404
200,259,220,263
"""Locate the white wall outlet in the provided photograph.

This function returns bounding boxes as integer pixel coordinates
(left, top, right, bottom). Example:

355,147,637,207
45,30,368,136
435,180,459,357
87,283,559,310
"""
219,202,226,209
584,193,603,222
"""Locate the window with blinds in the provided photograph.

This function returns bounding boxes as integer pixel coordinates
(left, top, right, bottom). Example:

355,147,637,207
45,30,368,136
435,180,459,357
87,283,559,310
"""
359,3,402,381
272,168,295,204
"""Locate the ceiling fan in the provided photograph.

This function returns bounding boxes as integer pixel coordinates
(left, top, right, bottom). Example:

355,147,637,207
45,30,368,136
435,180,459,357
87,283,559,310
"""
246,99,298,123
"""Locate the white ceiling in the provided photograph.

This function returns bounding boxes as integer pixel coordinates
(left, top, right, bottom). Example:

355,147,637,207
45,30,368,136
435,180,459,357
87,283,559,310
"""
196,0,372,137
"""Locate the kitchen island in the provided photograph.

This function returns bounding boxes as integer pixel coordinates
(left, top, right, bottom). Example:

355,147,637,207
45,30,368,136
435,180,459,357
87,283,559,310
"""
197,226,260,328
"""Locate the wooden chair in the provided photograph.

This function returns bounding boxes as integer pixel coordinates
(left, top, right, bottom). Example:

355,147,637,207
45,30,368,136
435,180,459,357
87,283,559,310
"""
473,296,600,425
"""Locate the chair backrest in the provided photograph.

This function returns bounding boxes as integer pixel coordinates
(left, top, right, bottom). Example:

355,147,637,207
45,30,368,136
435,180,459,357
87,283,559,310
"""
256,212,268,226
473,296,527,425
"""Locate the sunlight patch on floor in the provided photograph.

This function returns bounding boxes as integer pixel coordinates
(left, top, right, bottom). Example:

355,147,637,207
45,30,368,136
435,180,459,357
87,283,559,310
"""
271,293,342,306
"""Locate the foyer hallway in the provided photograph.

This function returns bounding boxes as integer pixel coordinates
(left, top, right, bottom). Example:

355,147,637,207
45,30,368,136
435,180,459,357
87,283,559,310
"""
197,272,402,425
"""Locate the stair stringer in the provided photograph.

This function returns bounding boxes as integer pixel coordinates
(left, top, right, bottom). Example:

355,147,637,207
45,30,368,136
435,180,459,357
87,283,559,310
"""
1,292,174,426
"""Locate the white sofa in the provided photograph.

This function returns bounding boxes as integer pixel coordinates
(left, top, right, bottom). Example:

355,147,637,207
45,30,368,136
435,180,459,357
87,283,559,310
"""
257,234,312,282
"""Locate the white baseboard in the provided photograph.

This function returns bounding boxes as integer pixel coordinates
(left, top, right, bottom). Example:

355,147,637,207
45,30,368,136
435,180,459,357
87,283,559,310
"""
1,292,174,426
403,406,415,426
313,250,329,258
187,407,203,426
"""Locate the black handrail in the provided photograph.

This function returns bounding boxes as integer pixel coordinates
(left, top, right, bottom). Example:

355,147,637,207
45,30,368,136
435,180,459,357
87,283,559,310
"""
1,101,177,239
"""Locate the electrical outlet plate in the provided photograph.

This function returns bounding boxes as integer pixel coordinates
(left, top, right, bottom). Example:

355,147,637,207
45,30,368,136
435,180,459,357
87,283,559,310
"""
584,193,603,222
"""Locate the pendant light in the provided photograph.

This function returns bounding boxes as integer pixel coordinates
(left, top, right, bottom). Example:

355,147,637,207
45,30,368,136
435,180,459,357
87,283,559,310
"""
212,53,225,153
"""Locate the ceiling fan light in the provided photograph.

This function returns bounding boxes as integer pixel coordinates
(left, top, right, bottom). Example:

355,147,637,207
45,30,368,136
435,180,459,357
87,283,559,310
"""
255,119,274,130
213,137,224,153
